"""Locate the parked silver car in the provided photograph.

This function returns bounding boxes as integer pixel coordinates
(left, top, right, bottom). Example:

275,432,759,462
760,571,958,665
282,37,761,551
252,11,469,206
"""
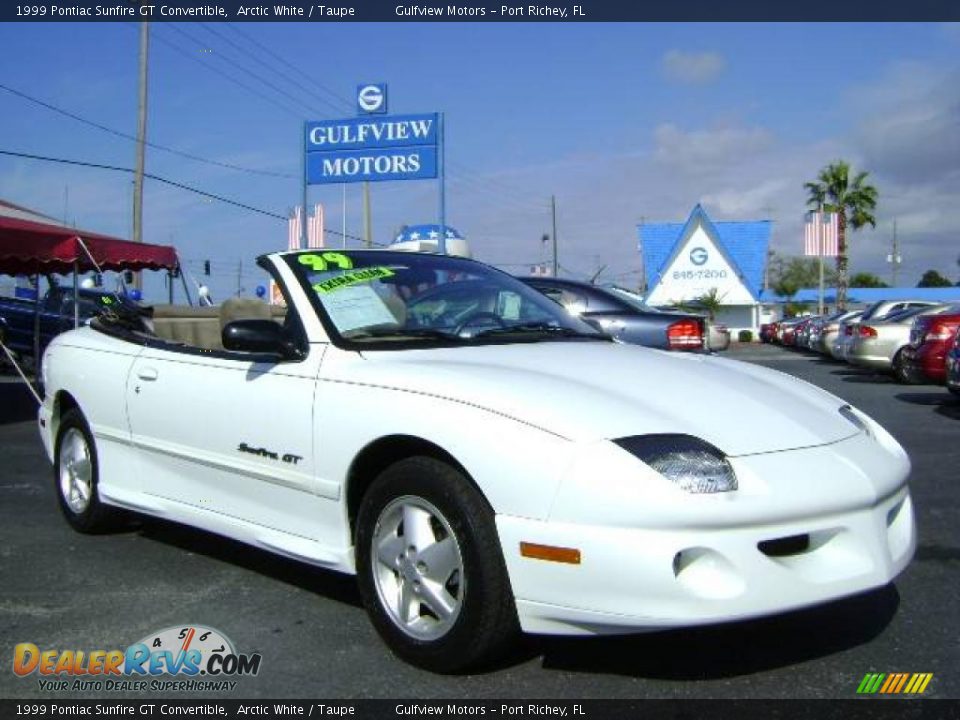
848,304,960,378
831,300,939,361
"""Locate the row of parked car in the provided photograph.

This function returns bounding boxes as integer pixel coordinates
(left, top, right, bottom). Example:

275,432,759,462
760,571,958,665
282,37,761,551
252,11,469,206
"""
760,299,960,396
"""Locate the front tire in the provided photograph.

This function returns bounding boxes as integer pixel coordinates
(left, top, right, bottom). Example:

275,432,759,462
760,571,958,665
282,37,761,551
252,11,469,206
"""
54,408,118,533
355,456,520,672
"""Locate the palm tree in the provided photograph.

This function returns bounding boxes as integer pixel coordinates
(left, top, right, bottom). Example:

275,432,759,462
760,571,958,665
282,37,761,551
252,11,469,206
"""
693,287,725,321
804,161,878,309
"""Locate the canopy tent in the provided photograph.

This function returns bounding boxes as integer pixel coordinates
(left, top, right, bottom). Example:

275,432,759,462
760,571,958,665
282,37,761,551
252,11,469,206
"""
0,200,177,276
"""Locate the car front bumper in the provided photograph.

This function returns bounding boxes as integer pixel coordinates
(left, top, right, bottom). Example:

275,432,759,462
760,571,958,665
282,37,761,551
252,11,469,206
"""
497,427,914,636
498,485,914,635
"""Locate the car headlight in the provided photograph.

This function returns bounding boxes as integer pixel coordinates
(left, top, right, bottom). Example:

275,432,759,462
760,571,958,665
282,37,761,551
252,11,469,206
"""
614,434,738,493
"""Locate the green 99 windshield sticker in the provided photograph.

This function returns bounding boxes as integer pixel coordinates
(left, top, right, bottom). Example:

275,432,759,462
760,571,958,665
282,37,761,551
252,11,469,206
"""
312,266,395,294
298,252,354,272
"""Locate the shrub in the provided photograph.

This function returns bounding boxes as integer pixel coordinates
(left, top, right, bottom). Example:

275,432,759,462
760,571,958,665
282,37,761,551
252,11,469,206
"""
738,330,754,343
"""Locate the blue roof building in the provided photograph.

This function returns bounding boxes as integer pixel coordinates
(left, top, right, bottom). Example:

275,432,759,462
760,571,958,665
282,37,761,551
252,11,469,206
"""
639,204,772,332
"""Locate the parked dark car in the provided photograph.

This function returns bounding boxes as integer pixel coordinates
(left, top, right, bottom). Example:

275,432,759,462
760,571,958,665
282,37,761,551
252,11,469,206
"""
519,277,705,351
901,311,960,384
0,286,131,362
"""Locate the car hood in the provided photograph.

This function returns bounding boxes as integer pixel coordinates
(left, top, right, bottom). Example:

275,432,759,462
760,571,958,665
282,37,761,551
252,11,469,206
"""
348,342,858,456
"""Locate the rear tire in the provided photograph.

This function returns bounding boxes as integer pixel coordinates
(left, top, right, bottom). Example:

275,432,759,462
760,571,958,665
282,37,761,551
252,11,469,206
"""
355,456,520,673
54,408,119,533
892,348,911,384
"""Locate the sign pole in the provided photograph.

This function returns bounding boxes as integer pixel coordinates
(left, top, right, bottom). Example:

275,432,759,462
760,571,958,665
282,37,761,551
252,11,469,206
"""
817,207,825,316
301,122,308,250
438,112,447,255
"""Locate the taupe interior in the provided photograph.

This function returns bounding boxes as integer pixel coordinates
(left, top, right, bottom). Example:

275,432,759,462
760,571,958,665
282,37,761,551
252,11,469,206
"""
150,298,286,350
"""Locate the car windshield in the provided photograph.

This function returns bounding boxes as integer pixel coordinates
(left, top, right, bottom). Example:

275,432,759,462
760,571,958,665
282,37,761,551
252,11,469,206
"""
605,287,658,313
285,250,606,348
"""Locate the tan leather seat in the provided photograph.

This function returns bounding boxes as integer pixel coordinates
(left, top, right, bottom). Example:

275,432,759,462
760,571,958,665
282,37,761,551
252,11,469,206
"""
219,297,273,331
149,299,284,351
151,305,222,350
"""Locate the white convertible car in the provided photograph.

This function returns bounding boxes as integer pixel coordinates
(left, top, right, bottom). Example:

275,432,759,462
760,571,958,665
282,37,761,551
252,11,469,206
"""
39,250,915,672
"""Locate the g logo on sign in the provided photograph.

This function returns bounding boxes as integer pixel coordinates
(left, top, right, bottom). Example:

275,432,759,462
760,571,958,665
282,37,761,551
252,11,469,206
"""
689,247,709,266
357,84,387,115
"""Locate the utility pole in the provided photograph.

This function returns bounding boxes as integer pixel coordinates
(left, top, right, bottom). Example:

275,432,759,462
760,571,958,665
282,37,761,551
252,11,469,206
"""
888,219,902,287
362,182,372,248
551,195,558,277
237,259,243,296
638,215,646,293
132,16,150,290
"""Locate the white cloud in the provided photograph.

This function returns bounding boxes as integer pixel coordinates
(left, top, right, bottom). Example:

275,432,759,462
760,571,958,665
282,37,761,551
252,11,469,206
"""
653,123,774,173
660,50,726,85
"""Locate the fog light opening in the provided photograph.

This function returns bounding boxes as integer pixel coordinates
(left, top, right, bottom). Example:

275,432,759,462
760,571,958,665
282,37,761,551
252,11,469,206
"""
758,534,811,558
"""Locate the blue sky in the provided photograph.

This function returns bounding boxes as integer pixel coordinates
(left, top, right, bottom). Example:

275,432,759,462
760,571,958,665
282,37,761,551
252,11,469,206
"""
0,22,957,300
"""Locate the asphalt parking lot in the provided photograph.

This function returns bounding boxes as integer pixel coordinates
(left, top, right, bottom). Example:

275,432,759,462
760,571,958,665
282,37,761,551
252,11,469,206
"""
1,343,957,700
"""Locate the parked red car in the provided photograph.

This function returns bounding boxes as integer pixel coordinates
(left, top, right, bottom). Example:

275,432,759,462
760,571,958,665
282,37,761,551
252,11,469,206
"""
759,322,778,343
946,330,960,398
901,312,960,384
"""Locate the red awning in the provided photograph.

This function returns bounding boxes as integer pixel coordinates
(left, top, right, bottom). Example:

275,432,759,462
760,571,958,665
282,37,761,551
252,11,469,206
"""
0,214,178,276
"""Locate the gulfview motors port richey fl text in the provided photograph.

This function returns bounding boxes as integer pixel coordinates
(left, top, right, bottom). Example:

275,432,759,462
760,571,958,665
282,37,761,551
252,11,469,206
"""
396,5,585,16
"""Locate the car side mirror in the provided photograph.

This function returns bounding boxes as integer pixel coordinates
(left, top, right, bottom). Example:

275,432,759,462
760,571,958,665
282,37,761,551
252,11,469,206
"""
222,319,298,359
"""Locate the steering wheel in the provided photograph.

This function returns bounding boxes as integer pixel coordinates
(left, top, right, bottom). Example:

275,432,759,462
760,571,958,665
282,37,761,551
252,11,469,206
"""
453,311,505,336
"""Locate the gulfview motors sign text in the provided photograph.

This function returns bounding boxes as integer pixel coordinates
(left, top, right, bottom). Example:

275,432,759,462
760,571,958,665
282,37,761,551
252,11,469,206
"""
305,114,439,184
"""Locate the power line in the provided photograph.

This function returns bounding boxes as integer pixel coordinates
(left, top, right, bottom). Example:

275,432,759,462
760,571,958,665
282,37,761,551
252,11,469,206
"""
143,25,306,119
0,149,371,244
0,148,286,219
0,81,296,180
165,23,320,118
224,24,353,113
200,23,348,116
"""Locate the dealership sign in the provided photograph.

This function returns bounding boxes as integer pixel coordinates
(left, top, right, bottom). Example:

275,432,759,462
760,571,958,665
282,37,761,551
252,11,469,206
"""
356,83,387,114
645,224,755,306
305,113,439,185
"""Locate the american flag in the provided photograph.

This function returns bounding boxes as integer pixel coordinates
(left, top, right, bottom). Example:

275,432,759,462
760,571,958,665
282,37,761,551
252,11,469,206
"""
307,203,325,248
804,211,839,257
287,207,302,251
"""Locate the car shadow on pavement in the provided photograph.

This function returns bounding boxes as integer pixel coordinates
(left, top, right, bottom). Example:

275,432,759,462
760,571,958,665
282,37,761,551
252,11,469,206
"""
839,373,896,384
135,517,364,608
531,584,899,680
894,392,960,420
829,367,870,377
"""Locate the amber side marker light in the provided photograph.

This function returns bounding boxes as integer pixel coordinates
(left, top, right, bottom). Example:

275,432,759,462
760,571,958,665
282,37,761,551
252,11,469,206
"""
520,542,581,564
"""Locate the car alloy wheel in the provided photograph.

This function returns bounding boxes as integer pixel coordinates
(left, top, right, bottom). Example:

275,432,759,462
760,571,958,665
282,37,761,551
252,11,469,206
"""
59,427,93,514
54,408,120,533
371,495,465,641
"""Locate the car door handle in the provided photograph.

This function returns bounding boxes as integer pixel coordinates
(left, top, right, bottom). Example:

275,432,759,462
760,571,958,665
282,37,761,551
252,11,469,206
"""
137,367,159,381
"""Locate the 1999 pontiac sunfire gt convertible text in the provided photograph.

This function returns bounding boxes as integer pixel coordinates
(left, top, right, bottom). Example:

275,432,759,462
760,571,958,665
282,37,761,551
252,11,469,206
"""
38,250,916,672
